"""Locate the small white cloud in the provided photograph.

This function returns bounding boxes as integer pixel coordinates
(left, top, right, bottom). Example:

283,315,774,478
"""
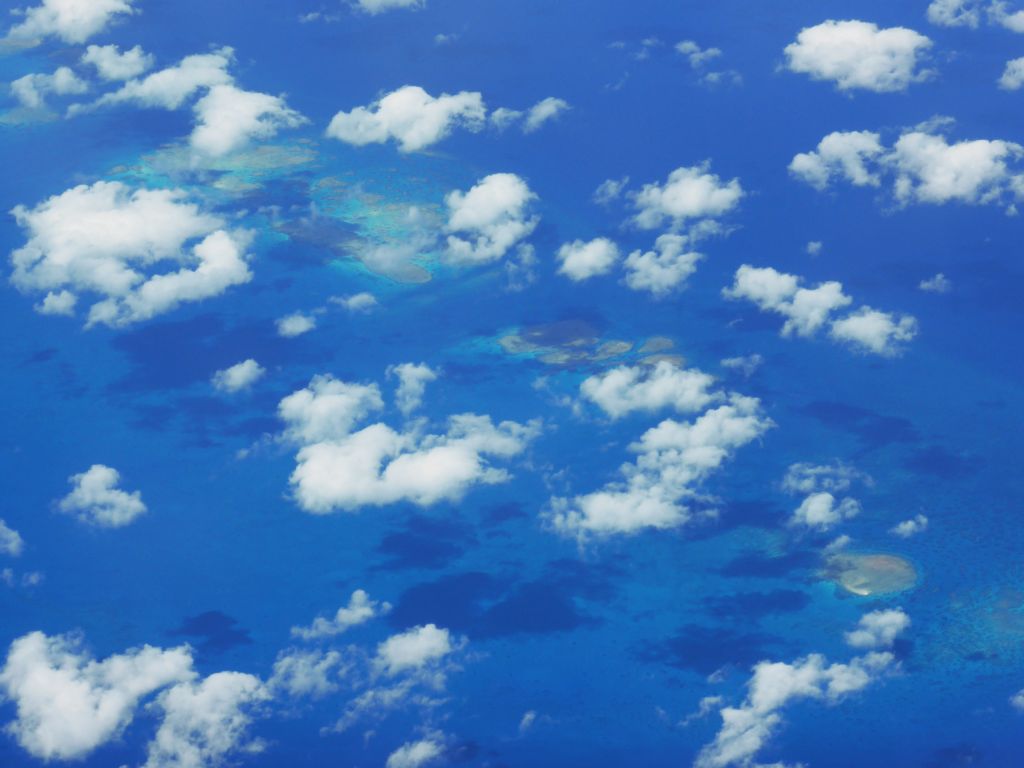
279,374,384,444
927,0,982,27
291,589,390,640
593,176,629,205
10,67,88,110
556,237,620,281
632,164,743,230
806,240,823,255
191,84,305,157
784,19,932,92
81,44,153,81
6,0,136,44
624,233,702,296
829,306,918,356
518,710,537,733
35,290,77,316
1000,57,1024,90
331,292,378,312
523,96,569,132
386,736,445,768
845,609,911,649
0,520,24,557
919,273,952,293
720,354,763,377
890,514,929,538
580,360,718,419
444,173,538,264
789,130,885,190
675,40,722,67
326,85,485,153
1012,688,1024,711
790,491,860,531
375,624,454,676
277,312,317,337
212,359,265,393
354,0,425,15
782,461,866,494
268,648,344,699
388,362,438,415
58,465,146,527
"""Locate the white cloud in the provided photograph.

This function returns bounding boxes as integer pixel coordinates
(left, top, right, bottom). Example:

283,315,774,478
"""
331,292,378,312
790,491,861,531
58,464,146,527
523,97,569,132
632,164,743,230
291,589,390,640
845,609,911,649
782,461,865,494
81,44,153,81
890,514,929,538
389,362,438,415
784,19,932,92
927,0,982,27
143,672,268,768
593,176,629,205
444,173,538,264
10,181,250,328
919,273,951,293
6,0,136,44
268,649,343,699
550,395,772,537
624,233,702,296
0,631,193,761
1012,689,1024,711
35,289,77,316
354,0,425,15
191,84,305,157
276,312,316,337
556,237,620,281
829,306,918,356
10,67,88,110
375,624,454,676
326,85,485,152
579,360,718,419
990,1,1024,32
89,48,235,111
0,519,24,557
720,354,763,378
789,130,885,190
386,736,445,768
807,240,823,255
999,57,1024,89
676,40,722,67
725,265,916,355
280,370,538,513
212,359,265,393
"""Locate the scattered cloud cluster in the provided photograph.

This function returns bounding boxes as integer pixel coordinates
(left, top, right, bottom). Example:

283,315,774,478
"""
279,368,539,513
675,40,741,86
58,464,147,527
784,19,933,92
10,181,252,327
724,265,918,356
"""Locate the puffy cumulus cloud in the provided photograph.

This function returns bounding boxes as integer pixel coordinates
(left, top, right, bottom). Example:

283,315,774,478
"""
375,624,455,676
927,0,982,27
280,369,538,513
386,735,445,768
990,1,1024,32
845,609,911,649
829,307,919,356
579,360,719,419
919,272,952,293
890,513,929,538
10,181,251,328
790,491,861,531
191,84,306,158
58,464,146,527
211,359,265,393
143,672,269,768
81,44,153,81
0,631,193,761
632,164,743,231
550,394,773,538
326,85,485,153
291,589,390,640
444,173,539,264
388,362,438,415
88,48,235,111
793,127,1024,210
268,648,344,699
10,67,88,110
724,265,917,356
276,312,316,337
782,461,866,494
696,647,900,768
556,237,620,281
783,19,932,92
0,519,24,556
624,233,703,296
523,96,570,132
354,0,425,15
789,130,885,190
5,0,136,44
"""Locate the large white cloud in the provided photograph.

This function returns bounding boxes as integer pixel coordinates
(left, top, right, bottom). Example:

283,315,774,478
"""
555,238,620,281
784,19,932,92
6,0,136,44
550,394,773,537
58,464,146,527
724,265,917,356
10,181,252,327
579,360,719,419
81,44,153,81
632,164,743,230
0,631,193,761
280,369,539,513
326,85,485,153
0,520,24,557
444,173,539,264
10,67,88,110
789,130,885,190
191,84,306,157
291,589,390,640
